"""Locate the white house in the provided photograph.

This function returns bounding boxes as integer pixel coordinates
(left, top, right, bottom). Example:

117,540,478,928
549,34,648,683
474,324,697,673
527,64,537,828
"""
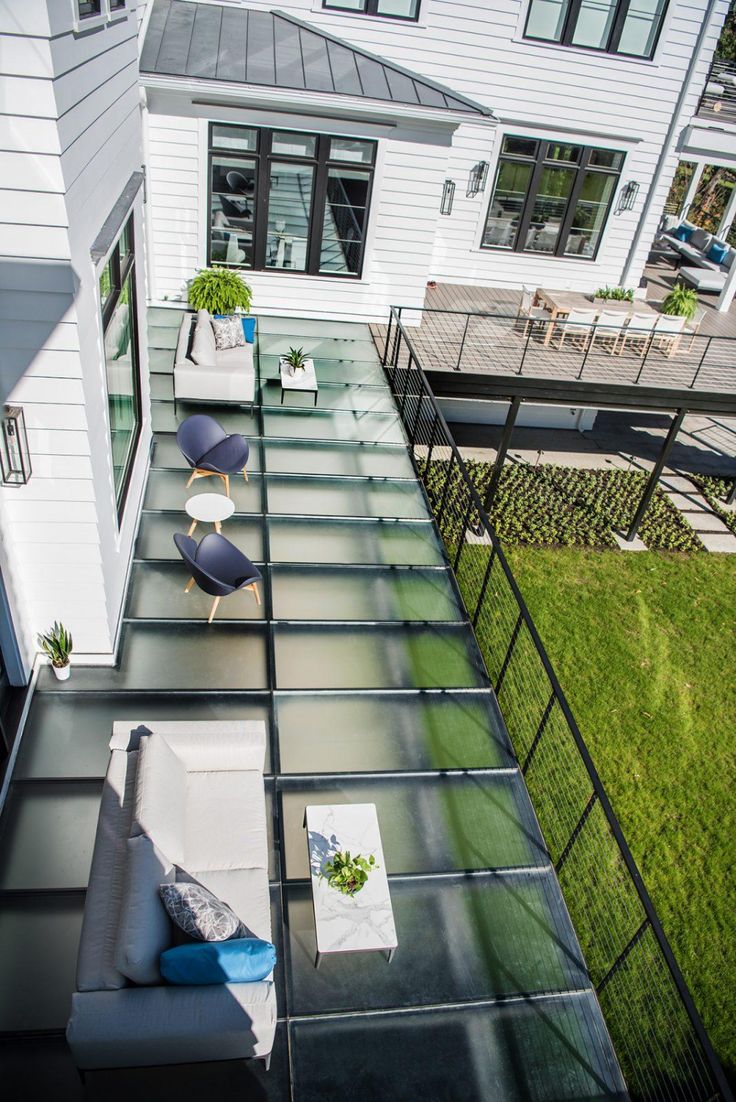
0,0,731,675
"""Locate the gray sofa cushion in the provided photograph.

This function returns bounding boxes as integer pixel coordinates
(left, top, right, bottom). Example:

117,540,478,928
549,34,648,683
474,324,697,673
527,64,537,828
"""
130,734,187,865
115,836,175,986
184,768,267,872
689,227,712,252
190,867,272,943
190,309,216,368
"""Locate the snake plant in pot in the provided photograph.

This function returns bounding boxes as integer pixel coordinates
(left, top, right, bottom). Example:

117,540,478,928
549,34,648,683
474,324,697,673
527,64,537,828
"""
38,621,73,681
281,346,310,377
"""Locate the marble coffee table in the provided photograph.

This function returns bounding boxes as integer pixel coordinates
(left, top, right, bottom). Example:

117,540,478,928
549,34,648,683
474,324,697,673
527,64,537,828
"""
185,492,235,536
304,803,397,968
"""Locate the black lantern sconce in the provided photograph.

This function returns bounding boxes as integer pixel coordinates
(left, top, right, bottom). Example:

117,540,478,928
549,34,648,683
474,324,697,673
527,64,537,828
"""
467,161,489,198
1,406,32,487
440,179,456,216
615,180,640,215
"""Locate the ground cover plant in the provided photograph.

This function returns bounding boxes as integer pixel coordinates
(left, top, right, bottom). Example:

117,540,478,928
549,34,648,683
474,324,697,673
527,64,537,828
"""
691,473,736,535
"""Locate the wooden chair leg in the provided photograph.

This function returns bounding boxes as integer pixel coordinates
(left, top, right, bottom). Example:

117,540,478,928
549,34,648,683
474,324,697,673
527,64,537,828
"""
186,470,196,488
208,595,221,623
214,520,221,533
250,583,261,606
187,520,197,537
243,466,248,483
184,577,195,593
224,474,230,497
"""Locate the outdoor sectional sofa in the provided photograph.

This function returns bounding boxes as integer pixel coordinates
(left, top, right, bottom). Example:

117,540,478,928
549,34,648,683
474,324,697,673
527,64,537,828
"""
66,720,276,1072
659,218,735,293
174,308,255,407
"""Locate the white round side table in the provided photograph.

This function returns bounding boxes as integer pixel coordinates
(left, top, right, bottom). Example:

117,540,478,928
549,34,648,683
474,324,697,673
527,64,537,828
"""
185,492,235,536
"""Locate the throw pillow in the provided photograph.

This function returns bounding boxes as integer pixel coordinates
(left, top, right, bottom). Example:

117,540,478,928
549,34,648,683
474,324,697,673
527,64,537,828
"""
160,938,277,985
673,224,694,242
241,316,256,344
159,881,247,942
689,227,711,252
114,836,175,985
190,309,217,368
212,315,246,351
707,240,728,265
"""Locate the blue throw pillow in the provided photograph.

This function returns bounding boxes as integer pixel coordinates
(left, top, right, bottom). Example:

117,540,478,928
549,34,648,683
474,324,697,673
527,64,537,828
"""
673,224,694,242
241,316,256,344
161,938,276,986
707,240,728,265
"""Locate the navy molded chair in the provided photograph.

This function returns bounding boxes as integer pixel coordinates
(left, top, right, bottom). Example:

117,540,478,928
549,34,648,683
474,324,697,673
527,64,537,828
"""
174,532,262,623
176,414,250,498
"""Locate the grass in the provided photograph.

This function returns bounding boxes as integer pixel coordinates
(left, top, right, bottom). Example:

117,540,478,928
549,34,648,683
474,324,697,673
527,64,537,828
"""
503,547,736,1084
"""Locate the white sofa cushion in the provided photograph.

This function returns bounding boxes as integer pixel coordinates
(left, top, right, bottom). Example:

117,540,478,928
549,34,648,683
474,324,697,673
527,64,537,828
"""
190,309,216,368
189,867,272,943
130,734,187,865
689,227,712,252
114,835,175,986
184,769,267,872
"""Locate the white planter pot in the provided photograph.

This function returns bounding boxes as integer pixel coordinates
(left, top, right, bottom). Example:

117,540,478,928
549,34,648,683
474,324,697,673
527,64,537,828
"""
52,663,71,681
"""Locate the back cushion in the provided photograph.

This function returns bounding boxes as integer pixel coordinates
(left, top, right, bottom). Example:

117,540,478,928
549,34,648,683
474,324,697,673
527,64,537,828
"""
707,240,729,265
190,309,217,368
130,733,187,865
114,835,175,985
689,227,712,252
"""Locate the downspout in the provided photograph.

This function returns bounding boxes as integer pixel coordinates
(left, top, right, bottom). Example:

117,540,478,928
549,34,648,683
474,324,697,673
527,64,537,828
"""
620,0,724,287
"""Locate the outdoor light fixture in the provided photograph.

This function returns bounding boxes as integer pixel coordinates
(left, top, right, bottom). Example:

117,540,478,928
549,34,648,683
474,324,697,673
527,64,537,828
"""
1,406,32,487
440,179,455,215
467,161,489,197
615,180,640,214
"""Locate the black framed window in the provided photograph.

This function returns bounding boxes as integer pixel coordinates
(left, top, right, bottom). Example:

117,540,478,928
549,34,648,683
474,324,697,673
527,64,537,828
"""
208,125,376,279
109,1,126,9
524,0,667,59
322,0,420,20
100,214,141,519
481,136,623,260
77,1,102,16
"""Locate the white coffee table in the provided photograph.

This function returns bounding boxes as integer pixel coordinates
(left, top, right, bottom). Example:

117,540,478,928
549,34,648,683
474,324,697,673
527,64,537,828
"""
280,358,318,407
304,802,397,968
185,492,235,536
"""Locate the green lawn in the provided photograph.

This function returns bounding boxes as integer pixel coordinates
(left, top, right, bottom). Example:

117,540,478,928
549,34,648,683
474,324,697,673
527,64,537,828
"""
504,547,736,1082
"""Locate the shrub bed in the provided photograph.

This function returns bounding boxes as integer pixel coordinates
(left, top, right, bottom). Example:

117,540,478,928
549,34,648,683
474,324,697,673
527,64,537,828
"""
691,474,736,536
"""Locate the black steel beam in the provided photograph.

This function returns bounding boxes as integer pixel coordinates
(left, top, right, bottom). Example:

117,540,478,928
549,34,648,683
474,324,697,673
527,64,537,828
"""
626,407,687,541
483,396,521,511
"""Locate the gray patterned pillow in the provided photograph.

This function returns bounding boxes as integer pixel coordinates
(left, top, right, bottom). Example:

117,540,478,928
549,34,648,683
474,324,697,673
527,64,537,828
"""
211,315,245,351
159,882,247,942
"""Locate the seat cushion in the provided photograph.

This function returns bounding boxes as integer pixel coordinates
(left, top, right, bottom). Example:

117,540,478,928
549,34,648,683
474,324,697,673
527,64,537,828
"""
679,266,726,292
130,734,187,865
114,835,175,985
190,310,216,368
215,343,254,372
160,938,276,986
184,769,267,872
189,867,272,942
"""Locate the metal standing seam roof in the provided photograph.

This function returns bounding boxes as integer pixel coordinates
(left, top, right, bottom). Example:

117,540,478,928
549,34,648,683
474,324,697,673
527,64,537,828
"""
140,0,493,117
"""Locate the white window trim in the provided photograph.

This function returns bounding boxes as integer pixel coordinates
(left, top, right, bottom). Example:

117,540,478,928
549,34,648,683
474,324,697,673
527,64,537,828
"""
71,0,127,35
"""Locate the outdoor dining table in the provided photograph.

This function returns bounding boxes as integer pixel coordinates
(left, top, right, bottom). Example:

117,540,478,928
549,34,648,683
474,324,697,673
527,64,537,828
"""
534,289,659,346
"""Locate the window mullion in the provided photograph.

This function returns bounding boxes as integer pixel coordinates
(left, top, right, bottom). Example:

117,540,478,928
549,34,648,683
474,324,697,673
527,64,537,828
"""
307,136,330,276
515,154,547,254
253,131,271,271
561,0,584,46
556,163,587,257
609,0,630,53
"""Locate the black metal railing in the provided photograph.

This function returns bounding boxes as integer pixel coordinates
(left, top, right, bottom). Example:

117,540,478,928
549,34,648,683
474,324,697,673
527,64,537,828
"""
698,55,736,123
382,304,736,395
382,309,733,1102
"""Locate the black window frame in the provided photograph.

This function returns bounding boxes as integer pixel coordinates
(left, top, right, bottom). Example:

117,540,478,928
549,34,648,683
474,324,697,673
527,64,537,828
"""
100,214,142,522
207,124,376,280
481,135,623,262
77,0,102,16
523,0,668,61
322,0,421,23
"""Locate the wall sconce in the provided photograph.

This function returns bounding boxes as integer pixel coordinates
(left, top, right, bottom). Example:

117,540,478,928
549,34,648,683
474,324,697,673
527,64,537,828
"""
467,162,489,197
615,180,640,215
440,179,456,216
1,406,32,487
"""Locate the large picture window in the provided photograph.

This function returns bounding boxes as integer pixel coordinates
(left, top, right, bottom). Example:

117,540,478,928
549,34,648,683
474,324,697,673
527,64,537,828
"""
481,136,623,260
100,214,141,518
524,0,667,60
208,125,376,279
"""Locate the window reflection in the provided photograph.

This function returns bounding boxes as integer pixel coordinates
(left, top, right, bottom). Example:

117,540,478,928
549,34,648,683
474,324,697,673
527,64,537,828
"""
266,163,315,271
320,168,370,274
210,156,257,268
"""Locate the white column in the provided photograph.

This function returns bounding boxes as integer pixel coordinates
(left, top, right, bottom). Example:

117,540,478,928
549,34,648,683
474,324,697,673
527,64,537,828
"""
716,256,736,311
716,182,736,240
679,162,705,220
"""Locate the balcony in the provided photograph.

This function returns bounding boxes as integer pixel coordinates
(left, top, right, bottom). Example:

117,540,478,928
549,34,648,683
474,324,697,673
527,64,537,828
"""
697,56,736,125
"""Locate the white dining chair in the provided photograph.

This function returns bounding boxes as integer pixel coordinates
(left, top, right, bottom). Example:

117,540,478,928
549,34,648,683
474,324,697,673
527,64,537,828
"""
652,314,685,357
588,310,627,355
515,286,549,337
618,313,657,357
558,309,597,351
684,308,707,352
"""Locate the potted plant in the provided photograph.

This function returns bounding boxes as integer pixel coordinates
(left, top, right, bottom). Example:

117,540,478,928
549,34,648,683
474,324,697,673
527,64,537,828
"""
322,850,377,897
280,346,312,378
661,282,699,321
188,267,253,316
38,621,73,681
593,286,634,304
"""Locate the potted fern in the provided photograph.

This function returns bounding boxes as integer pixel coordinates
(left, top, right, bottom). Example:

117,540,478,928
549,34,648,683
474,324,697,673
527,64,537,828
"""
322,850,377,897
188,267,253,316
280,346,312,378
38,622,73,681
661,282,699,321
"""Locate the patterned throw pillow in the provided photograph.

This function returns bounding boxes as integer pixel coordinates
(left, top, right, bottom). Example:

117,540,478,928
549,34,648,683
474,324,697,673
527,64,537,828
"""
159,882,247,942
211,315,246,351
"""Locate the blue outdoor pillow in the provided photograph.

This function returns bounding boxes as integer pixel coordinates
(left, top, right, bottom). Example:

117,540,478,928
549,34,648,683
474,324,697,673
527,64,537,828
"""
213,315,255,344
673,224,694,242
707,240,729,265
160,938,276,986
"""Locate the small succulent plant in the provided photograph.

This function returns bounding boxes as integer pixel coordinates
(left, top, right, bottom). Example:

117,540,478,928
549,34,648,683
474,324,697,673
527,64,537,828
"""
37,622,73,668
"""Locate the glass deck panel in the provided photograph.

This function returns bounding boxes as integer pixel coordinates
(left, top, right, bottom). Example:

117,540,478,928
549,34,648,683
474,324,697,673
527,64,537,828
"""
280,773,547,878
143,470,262,513
261,380,396,415
0,782,102,889
276,691,513,773
259,353,388,386
268,518,445,566
126,563,266,621
136,513,264,561
264,442,413,478
266,477,429,519
270,566,462,622
264,409,405,445
152,434,263,473
152,402,259,436
257,333,377,359
273,624,488,690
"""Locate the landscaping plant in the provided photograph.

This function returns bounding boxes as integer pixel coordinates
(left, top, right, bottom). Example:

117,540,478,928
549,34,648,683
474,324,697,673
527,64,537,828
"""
37,621,73,669
188,267,253,315
322,850,377,896
661,282,699,321
595,286,634,301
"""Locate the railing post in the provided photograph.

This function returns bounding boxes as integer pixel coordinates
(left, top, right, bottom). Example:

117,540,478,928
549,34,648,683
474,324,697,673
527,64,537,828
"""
453,497,475,572
522,691,556,774
400,351,413,417
555,791,599,873
689,335,712,389
577,325,594,380
482,396,521,513
626,407,686,541
634,332,650,385
517,323,534,376
472,547,496,627
382,308,393,367
455,314,471,371
424,410,440,481
495,612,523,695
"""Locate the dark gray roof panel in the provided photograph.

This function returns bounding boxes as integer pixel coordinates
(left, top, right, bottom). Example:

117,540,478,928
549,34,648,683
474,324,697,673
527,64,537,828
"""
141,0,491,117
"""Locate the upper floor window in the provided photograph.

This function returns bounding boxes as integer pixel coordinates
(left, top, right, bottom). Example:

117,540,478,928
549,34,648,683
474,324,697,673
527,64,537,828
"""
482,135,623,260
323,0,420,21
77,0,102,15
524,0,667,60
